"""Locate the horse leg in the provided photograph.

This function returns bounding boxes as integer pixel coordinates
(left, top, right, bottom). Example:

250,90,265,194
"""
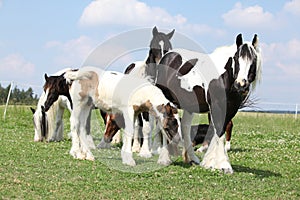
52,105,64,141
139,112,153,158
225,120,233,151
132,114,141,153
121,108,136,166
151,121,162,155
197,113,211,152
85,108,96,150
78,105,95,161
200,104,233,173
182,110,200,164
157,133,172,166
69,107,82,159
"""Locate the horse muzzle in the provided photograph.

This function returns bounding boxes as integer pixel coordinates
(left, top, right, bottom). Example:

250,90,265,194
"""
234,79,249,93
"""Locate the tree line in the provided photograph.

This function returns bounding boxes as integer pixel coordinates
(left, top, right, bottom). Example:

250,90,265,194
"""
0,84,39,105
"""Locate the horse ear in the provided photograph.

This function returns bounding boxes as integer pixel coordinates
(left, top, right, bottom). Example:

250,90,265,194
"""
152,26,159,36
224,57,233,71
167,29,175,39
236,33,243,49
252,34,259,49
44,73,49,81
178,58,198,76
30,107,35,114
171,106,178,114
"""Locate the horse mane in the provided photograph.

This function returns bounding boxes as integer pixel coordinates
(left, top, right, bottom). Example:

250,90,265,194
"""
46,98,61,139
252,46,262,91
34,91,61,141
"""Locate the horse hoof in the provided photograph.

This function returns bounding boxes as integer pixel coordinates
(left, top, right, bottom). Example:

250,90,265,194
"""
157,159,172,166
86,152,95,161
122,159,136,166
196,145,208,153
139,151,152,158
132,145,140,153
121,151,136,166
222,168,234,174
75,152,86,160
225,142,231,152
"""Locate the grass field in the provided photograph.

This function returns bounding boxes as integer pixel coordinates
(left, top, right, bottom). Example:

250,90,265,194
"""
0,106,299,199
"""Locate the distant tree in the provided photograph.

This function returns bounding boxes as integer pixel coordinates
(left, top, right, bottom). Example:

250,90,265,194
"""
0,84,38,105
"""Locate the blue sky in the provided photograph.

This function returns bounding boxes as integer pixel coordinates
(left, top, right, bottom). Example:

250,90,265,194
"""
0,0,299,108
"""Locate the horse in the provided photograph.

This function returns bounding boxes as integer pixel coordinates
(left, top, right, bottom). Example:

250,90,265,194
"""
42,67,181,166
155,33,262,173
100,26,175,157
31,68,73,142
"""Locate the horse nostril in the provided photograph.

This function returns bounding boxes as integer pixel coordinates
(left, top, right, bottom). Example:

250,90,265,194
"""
241,79,246,87
234,81,240,89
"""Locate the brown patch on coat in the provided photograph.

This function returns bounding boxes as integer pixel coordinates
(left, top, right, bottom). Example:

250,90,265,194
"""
133,100,153,114
78,71,99,99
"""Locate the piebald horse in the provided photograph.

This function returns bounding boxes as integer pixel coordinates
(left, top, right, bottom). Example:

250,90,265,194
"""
155,34,262,173
43,67,180,166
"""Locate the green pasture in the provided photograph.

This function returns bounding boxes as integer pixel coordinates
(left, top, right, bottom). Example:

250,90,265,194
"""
0,106,299,199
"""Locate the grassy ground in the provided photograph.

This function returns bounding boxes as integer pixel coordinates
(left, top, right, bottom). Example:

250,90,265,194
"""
0,106,299,199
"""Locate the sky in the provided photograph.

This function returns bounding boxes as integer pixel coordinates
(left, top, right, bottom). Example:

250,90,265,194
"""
0,0,299,110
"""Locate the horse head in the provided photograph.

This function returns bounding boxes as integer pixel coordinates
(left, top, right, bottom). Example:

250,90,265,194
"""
101,110,124,143
43,73,73,112
156,103,180,142
145,26,175,80
232,34,261,93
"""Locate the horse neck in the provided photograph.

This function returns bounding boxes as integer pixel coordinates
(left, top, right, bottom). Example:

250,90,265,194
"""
145,49,156,65
209,44,236,71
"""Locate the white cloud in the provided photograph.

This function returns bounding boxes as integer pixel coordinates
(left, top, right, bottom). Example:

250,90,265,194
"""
79,0,186,27
78,0,224,37
0,54,35,80
222,2,276,29
45,36,95,66
284,0,300,16
261,39,300,79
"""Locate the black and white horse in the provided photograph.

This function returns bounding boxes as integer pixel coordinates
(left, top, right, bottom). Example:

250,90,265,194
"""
155,34,262,173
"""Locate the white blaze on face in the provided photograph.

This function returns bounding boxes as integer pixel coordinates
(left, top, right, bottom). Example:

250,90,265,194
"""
236,57,251,86
105,114,110,131
157,40,164,63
